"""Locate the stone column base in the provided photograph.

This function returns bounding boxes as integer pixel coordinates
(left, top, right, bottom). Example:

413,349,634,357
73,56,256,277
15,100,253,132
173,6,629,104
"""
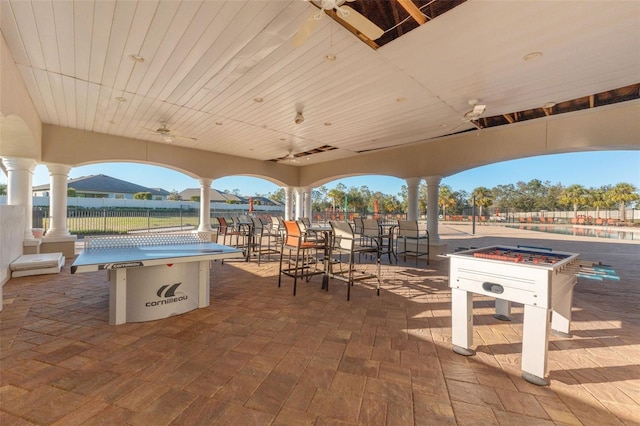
192,230,217,242
430,241,448,259
23,239,41,255
41,235,77,259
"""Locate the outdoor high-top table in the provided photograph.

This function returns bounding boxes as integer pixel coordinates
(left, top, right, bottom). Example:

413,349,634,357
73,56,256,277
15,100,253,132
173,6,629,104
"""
235,219,253,261
378,222,398,263
307,225,333,289
71,233,243,325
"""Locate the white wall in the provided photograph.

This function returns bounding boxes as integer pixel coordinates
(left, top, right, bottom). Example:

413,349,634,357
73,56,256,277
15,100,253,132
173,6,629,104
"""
0,205,25,310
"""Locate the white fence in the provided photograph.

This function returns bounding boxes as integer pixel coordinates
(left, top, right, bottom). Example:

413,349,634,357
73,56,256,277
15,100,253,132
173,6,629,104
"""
0,195,284,212
512,209,640,221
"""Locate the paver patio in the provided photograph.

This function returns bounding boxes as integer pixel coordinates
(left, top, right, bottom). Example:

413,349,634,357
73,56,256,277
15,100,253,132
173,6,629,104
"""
1,224,639,425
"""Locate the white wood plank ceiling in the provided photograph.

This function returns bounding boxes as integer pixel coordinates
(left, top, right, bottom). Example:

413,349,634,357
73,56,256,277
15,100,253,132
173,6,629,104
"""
1,0,639,164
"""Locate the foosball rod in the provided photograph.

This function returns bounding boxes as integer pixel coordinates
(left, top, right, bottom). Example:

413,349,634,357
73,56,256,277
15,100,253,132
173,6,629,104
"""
561,268,620,281
562,261,617,274
577,262,617,275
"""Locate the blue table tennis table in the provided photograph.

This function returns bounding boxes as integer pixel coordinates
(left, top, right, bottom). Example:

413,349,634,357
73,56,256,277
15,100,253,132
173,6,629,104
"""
71,233,243,325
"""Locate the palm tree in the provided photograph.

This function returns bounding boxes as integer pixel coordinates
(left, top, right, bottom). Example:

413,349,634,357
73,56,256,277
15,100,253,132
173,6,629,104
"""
418,181,428,216
382,194,402,213
439,185,457,218
327,184,346,211
607,183,639,222
471,186,493,218
587,186,611,219
559,184,587,218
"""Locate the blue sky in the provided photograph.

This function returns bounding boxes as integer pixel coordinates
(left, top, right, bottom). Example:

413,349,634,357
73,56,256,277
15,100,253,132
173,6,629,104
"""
2,150,639,197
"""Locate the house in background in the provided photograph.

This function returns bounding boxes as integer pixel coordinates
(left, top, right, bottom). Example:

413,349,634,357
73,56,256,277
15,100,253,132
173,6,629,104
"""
33,174,170,200
178,188,282,206
178,188,229,203
247,196,283,207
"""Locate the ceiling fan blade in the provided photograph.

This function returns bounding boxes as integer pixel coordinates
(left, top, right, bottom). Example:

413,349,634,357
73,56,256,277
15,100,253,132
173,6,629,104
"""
339,5,384,40
172,134,197,142
278,149,301,163
292,12,319,47
279,157,300,164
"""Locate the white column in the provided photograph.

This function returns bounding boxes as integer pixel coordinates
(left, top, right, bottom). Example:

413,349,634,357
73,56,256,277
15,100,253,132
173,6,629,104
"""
2,156,38,240
303,187,312,219
294,187,304,220
45,163,72,237
198,178,212,231
425,175,441,242
284,186,294,220
406,177,421,221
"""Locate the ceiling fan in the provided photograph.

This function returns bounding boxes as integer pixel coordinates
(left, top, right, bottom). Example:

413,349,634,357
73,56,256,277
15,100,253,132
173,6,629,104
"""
446,99,487,134
292,0,384,47
142,123,197,143
281,149,301,163
458,99,487,130
463,99,487,121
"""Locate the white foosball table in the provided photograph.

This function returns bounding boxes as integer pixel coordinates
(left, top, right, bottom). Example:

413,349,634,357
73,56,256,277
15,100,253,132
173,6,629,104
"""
448,245,618,385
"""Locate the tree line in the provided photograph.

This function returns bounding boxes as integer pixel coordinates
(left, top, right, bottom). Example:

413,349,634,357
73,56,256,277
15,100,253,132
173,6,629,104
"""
3,180,637,222
259,180,639,221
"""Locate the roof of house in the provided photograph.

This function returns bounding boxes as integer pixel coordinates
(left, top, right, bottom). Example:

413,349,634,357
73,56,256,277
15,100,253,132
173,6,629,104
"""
251,196,283,206
220,192,243,202
177,189,281,205
178,188,229,202
33,174,170,196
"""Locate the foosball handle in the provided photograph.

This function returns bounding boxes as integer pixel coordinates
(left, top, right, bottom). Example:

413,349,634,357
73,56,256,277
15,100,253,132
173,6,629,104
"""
577,273,604,281
602,274,620,281
592,265,616,273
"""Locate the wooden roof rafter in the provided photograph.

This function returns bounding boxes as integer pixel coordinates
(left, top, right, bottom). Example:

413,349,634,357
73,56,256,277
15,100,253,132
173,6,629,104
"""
397,0,428,25
471,83,640,131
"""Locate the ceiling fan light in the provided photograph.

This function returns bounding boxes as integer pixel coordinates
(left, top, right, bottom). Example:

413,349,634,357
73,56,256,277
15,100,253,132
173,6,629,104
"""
162,135,173,143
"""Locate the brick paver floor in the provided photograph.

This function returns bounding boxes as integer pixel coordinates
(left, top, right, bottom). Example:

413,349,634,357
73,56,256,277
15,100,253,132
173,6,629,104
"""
1,224,639,425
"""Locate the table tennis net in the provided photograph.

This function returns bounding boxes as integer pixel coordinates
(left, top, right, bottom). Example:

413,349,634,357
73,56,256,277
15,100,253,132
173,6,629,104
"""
84,232,211,250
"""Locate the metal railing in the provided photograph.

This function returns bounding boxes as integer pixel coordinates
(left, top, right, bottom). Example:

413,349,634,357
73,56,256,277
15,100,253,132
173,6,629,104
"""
33,208,284,236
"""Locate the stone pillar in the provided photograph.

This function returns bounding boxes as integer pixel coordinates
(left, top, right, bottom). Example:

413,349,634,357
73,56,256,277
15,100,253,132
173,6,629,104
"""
303,187,312,219
406,177,421,221
198,178,212,231
425,176,442,242
284,187,294,220
425,175,447,258
45,163,72,237
2,156,37,240
294,188,304,220
38,163,77,258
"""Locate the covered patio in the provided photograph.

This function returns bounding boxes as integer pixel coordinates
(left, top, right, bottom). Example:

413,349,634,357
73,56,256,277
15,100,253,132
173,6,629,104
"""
1,224,638,424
